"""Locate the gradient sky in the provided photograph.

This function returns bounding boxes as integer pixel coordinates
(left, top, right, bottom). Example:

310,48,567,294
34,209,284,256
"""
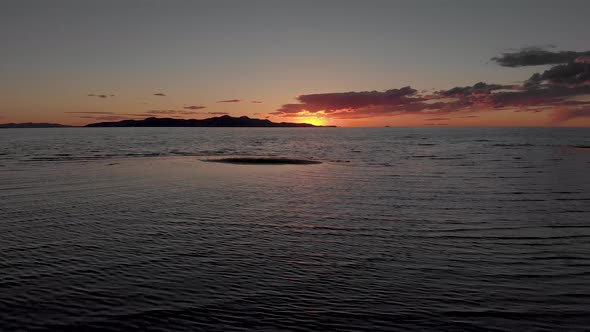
1,0,589,127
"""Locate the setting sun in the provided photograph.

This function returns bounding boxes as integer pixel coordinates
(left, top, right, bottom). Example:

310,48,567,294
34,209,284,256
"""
297,116,327,126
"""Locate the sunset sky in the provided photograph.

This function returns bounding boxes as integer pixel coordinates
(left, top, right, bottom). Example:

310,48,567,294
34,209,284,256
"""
1,0,589,127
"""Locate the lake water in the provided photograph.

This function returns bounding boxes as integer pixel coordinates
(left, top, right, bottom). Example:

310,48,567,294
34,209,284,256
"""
1,127,589,331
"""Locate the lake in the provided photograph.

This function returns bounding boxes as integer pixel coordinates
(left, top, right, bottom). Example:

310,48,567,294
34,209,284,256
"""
1,127,589,331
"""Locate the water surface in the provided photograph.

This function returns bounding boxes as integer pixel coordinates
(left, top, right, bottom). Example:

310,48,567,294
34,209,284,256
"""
1,127,589,331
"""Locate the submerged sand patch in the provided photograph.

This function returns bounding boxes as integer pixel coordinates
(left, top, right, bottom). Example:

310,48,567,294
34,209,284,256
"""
203,157,322,165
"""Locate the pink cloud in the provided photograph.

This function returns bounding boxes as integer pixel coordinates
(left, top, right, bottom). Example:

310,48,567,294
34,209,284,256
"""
273,83,590,122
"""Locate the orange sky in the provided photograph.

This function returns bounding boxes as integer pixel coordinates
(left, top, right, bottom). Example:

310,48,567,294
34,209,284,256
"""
1,99,589,127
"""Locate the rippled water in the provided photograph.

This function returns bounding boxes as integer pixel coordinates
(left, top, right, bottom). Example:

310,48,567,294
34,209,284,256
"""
1,127,589,331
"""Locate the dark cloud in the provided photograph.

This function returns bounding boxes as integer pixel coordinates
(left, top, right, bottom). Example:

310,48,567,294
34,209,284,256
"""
489,86,590,108
274,87,422,118
491,47,590,67
437,82,512,98
298,86,420,110
79,115,138,121
153,93,166,96
514,109,544,113
146,110,201,115
66,111,114,114
529,62,590,86
425,118,450,121
183,105,206,110
217,99,241,103
87,94,110,98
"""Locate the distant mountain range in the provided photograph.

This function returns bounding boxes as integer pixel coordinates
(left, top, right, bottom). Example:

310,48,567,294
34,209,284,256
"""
85,116,334,127
0,123,73,128
0,116,334,128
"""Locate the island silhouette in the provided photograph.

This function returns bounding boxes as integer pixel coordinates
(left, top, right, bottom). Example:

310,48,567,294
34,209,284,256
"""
0,123,73,128
0,116,335,128
85,115,334,127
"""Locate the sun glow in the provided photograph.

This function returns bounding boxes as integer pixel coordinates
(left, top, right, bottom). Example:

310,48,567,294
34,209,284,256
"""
297,116,326,126
288,110,328,126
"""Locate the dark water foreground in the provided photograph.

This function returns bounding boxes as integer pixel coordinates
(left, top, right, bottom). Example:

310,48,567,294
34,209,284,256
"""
1,127,589,331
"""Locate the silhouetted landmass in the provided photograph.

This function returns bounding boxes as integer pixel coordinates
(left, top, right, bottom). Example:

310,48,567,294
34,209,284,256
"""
0,123,74,128
86,116,335,127
205,157,322,165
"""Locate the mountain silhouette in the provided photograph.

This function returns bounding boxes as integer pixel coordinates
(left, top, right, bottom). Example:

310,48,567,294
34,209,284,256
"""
85,115,334,127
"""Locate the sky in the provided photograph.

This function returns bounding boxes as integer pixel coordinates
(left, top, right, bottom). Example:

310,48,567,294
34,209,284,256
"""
1,0,589,127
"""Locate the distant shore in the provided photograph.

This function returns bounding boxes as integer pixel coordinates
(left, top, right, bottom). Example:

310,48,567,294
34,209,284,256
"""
0,115,336,128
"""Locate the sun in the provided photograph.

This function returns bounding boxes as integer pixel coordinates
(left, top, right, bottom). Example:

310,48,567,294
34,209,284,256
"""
290,111,328,126
296,116,326,126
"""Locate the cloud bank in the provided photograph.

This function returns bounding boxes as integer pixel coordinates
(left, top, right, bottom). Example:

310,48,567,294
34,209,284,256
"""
491,46,590,67
273,47,590,124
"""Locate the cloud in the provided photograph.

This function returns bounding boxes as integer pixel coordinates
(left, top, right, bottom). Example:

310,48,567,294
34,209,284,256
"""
216,99,241,103
425,118,450,121
273,87,423,118
274,83,590,122
528,62,590,86
207,112,229,115
299,86,420,110
514,109,544,113
437,82,513,98
183,105,206,110
75,112,154,121
79,115,139,121
251,100,263,103
153,93,166,96
436,83,590,121
146,110,201,115
273,48,590,124
87,94,110,98
66,111,115,114
491,46,590,67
